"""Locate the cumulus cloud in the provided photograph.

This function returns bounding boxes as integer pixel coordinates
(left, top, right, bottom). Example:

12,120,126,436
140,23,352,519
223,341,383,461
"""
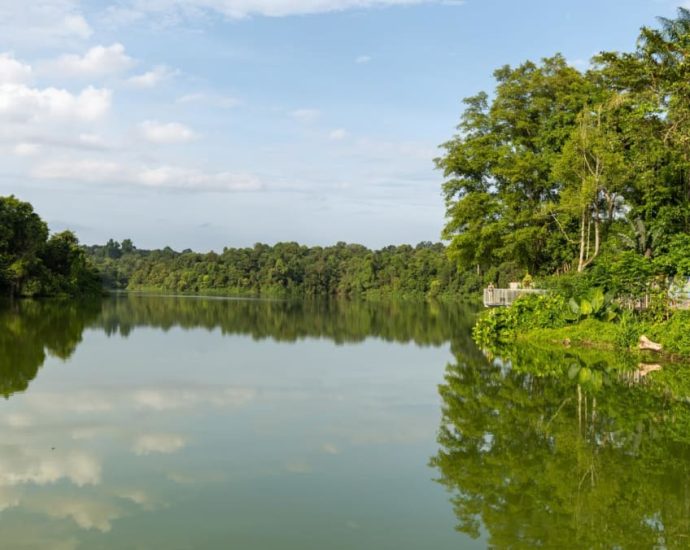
355,54,372,64
138,120,198,144
31,160,264,192
0,53,32,84
0,84,111,123
128,65,178,88
49,43,135,77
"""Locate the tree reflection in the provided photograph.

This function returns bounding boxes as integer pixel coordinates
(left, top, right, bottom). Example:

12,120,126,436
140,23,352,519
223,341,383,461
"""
0,295,475,397
95,294,475,348
0,299,101,397
431,343,690,548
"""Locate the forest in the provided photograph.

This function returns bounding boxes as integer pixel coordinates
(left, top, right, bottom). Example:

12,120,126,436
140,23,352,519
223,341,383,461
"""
84,239,465,298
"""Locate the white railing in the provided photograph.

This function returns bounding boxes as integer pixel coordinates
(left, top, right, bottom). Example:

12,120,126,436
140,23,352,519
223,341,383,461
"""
483,288,547,307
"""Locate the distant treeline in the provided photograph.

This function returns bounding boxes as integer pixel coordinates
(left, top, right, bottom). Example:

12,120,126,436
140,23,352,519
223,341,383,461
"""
85,239,470,298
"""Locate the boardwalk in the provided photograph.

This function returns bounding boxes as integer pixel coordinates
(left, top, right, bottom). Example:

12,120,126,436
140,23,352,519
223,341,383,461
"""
483,288,547,307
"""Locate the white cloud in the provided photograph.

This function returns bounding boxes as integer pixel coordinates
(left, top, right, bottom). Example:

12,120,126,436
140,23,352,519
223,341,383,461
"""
329,128,348,141
31,160,264,192
0,84,111,123
104,0,446,20
78,133,106,147
50,43,135,77
176,93,241,108
128,65,178,88
132,434,186,456
290,108,320,122
0,3,92,44
355,55,372,64
0,53,32,84
138,120,198,144
13,143,41,156
61,14,93,39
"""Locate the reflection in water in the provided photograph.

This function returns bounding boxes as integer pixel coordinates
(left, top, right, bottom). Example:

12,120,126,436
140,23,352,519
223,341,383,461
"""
0,294,474,397
431,343,690,548
0,294,472,548
12,295,690,547
96,293,474,346
0,299,101,398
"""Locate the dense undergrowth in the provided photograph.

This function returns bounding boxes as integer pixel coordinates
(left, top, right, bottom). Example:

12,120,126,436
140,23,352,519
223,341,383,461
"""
474,292,690,357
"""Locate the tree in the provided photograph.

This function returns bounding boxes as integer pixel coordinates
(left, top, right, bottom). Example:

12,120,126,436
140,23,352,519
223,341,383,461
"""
0,196,48,296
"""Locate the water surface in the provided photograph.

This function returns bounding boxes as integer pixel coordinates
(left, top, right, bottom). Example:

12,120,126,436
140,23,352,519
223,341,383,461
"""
0,296,478,549
3,295,690,548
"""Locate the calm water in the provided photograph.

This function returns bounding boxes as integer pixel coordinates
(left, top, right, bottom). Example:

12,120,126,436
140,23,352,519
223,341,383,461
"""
1,295,690,548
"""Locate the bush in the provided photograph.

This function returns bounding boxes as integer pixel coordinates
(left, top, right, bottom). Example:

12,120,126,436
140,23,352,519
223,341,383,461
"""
473,293,567,346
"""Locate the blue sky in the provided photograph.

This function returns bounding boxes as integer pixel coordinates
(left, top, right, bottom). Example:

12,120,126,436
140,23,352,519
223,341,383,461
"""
0,0,686,250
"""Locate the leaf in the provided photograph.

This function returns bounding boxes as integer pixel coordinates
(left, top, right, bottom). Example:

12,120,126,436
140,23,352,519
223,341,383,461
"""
589,288,605,313
569,298,580,315
578,367,592,384
580,299,593,316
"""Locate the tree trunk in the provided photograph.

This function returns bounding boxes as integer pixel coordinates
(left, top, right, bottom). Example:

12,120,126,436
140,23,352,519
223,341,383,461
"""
577,208,587,272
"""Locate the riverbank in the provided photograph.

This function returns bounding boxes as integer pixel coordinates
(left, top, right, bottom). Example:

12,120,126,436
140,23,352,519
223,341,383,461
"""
473,294,690,358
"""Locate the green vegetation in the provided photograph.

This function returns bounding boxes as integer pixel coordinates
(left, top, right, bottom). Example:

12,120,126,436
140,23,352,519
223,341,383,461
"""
475,291,690,357
438,9,690,354
437,9,690,292
0,196,100,297
85,239,469,299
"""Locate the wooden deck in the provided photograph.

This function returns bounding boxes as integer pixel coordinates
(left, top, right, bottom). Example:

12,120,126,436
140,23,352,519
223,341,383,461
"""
483,288,547,307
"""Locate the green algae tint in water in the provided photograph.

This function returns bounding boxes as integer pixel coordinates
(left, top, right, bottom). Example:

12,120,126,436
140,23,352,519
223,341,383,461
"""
0,296,480,549
3,296,690,549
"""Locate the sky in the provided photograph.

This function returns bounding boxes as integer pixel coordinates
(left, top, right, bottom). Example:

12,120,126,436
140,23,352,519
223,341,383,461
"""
1,0,688,251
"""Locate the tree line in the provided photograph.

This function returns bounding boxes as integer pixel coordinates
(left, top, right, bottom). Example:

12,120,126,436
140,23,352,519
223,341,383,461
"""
85,239,467,298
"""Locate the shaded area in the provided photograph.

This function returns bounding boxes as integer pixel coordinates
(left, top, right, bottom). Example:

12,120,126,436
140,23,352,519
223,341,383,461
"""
431,341,690,548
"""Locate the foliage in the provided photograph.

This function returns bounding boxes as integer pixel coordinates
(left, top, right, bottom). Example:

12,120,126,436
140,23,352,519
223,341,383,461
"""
0,196,100,297
473,293,568,347
567,287,618,321
437,8,690,291
85,240,473,299
646,310,690,356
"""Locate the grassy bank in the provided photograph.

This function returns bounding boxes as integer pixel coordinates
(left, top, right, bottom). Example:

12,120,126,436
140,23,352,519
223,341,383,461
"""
474,293,690,358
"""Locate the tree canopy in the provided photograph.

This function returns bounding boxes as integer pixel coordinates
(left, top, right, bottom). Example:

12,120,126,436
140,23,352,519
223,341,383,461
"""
0,196,100,297
437,8,690,285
